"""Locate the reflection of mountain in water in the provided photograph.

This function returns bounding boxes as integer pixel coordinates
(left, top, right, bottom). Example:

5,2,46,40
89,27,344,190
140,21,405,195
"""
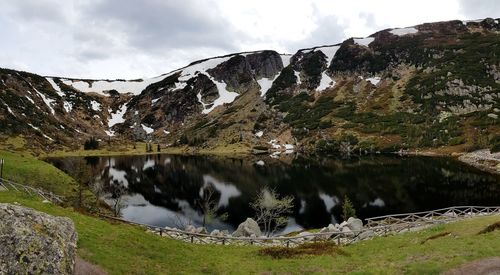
48,154,500,232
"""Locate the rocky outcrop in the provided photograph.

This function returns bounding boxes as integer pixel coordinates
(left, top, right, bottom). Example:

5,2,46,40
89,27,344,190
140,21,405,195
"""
232,218,263,237
0,203,77,274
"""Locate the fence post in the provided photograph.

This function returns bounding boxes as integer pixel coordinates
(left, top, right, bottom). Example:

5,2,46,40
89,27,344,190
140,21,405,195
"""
191,236,194,243
159,228,163,236
0,158,4,179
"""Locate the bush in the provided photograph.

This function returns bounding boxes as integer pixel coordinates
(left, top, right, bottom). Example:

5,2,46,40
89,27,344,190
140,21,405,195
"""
342,195,356,222
83,137,99,150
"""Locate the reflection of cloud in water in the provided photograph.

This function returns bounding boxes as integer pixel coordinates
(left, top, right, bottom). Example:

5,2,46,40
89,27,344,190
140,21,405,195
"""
121,194,232,230
368,197,385,207
143,159,155,170
109,167,128,187
201,175,242,208
299,199,306,214
164,158,171,165
319,192,339,212
280,217,304,235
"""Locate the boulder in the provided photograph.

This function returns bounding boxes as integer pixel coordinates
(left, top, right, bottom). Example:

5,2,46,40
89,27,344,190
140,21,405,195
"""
233,218,262,237
0,203,77,275
341,226,354,237
195,227,207,234
297,231,314,240
346,217,364,232
185,225,196,233
358,230,375,240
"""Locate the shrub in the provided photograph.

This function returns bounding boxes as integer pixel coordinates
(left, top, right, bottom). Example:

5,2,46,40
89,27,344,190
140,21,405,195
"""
83,137,99,150
342,195,356,222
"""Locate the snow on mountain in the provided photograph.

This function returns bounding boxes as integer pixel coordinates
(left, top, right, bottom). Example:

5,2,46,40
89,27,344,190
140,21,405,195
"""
354,37,374,47
167,56,239,114
108,104,127,128
314,45,341,65
280,54,292,67
257,75,278,97
61,76,166,96
46,77,64,97
317,72,336,91
90,100,101,111
141,124,154,134
389,27,418,36
366,76,381,85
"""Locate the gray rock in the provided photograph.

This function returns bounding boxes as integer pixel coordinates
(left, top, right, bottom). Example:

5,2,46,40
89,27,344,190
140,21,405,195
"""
358,230,375,240
195,227,207,234
346,217,364,232
341,226,354,237
185,225,196,233
233,218,262,237
0,203,77,275
210,229,220,236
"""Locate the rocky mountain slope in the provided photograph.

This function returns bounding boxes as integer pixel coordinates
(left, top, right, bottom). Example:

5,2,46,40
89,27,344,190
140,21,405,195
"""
1,18,499,154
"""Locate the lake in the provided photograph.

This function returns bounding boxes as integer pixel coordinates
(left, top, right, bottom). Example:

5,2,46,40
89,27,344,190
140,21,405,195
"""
48,154,500,233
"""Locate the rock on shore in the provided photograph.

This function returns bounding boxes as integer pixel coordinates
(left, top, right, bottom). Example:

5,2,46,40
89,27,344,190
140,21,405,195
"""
0,203,78,274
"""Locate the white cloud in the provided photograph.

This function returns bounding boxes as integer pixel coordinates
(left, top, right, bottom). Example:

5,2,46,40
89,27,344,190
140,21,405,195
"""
0,0,496,79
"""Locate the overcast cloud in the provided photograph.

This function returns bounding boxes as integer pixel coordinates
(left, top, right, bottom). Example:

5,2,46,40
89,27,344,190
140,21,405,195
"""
0,0,498,79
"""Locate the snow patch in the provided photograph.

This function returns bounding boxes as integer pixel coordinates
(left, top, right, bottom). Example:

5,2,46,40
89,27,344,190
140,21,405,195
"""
354,37,374,47
90,100,101,111
255,160,265,166
46,77,64,97
108,104,127,128
389,27,418,36
255,131,264,138
141,124,154,134
316,72,336,91
366,77,381,85
61,76,167,96
280,54,292,67
163,130,170,135
315,45,341,65
63,101,73,113
257,75,278,97
151,98,160,105
294,71,302,85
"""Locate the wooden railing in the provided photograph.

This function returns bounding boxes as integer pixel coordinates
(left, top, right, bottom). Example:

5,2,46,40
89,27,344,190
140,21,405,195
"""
0,178,64,204
99,205,500,247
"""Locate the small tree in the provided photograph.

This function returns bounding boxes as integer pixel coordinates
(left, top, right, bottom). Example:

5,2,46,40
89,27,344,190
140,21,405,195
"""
342,195,356,222
251,187,294,236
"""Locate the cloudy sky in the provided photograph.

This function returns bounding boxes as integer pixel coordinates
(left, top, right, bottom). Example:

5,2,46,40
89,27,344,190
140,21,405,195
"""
0,0,498,79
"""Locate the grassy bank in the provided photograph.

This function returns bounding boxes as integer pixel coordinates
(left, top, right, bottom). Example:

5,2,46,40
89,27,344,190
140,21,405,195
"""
1,191,499,274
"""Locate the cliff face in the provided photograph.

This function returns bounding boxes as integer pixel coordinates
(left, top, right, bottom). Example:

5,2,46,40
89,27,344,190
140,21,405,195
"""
0,18,499,153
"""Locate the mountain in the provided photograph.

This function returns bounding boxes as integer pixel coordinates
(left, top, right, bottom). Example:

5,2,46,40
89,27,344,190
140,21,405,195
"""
1,18,499,154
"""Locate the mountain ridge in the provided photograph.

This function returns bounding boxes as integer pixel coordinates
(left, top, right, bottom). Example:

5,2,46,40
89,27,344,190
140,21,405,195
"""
1,17,499,154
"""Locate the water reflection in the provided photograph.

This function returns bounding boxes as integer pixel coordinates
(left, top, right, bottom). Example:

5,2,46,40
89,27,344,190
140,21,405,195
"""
48,154,500,232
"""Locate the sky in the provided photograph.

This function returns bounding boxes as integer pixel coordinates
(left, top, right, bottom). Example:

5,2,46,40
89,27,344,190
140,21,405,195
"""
0,0,498,79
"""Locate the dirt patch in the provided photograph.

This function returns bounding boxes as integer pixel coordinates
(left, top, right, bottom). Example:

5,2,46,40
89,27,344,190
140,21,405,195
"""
444,257,500,275
478,221,500,235
258,241,349,259
420,231,451,244
75,256,107,275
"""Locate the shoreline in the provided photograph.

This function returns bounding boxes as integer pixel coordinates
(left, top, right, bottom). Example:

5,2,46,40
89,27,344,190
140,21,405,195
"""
39,145,500,176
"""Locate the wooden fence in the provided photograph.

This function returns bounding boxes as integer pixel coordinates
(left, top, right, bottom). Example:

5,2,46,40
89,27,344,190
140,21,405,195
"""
0,177,63,204
99,205,500,247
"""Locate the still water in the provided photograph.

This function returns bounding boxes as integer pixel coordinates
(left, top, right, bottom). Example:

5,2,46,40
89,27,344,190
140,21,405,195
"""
48,154,500,233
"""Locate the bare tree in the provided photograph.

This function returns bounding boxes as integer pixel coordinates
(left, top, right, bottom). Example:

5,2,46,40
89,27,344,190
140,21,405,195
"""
251,187,294,237
110,183,126,217
197,184,228,228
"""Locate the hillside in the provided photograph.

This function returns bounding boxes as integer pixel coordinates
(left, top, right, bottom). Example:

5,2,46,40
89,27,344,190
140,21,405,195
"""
1,18,499,154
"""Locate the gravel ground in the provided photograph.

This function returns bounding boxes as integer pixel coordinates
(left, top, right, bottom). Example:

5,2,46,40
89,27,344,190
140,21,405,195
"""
458,150,500,175
444,257,500,275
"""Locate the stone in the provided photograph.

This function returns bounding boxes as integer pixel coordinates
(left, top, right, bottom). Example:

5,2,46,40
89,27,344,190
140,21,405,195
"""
0,203,77,275
195,227,207,234
341,226,354,237
346,217,364,232
185,225,196,233
233,218,263,237
327,224,337,231
210,229,220,236
358,230,375,240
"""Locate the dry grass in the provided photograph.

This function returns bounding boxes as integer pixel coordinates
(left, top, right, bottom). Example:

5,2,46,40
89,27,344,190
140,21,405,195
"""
258,241,350,259
477,221,500,235
420,231,451,244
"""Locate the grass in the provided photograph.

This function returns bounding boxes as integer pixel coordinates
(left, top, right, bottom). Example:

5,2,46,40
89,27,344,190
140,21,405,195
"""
1,191,499,274
0,150,499,274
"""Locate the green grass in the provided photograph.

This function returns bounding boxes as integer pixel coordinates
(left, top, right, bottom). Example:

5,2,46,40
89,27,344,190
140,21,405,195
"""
0,150,77,197
0,150,499,274
1,191,499,274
